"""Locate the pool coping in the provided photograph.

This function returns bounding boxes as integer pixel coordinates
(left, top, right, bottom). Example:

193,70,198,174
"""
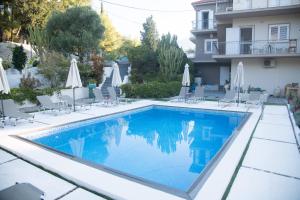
12,104,251,200
0,101,262,200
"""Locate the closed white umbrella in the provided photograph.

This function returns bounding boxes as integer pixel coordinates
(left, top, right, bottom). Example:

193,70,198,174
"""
112,62,122,87
111,62,122,98
182,64,190,87
0,58,10,123
66,58,82,111
233,61,244,105
182,64,190,102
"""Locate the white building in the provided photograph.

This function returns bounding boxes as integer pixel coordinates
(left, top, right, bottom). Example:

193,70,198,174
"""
191,0,300,95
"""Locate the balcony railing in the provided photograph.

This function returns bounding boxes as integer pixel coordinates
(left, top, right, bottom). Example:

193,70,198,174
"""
216,0,233,13
214,39,298,56
192,19,217,31
216,0,300,13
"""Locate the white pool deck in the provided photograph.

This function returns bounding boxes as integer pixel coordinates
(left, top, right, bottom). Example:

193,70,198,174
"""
0,100,299,200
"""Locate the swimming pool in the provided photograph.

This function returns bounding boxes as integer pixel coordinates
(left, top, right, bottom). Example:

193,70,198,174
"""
25,105,248,198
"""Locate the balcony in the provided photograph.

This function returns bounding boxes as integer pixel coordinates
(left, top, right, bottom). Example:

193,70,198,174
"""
212,39,300,59
191,19,217,34
215,0,300,19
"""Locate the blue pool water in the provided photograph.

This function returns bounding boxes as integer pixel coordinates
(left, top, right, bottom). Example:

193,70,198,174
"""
31,106,247,193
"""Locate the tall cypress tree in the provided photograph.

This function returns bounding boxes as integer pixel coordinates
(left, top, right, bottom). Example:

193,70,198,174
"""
140,16,159,51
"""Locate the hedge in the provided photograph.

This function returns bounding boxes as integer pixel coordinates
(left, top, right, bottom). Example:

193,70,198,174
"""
0,88,57,104
121,81,181,98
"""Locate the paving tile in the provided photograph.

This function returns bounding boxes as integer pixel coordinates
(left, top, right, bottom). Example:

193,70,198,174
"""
243,138,300,178
60,188,106,200
0,149,16,164
34,112,92,125
227,167,300,200
263,106,288,116
254,123,296,144
260,113,291,126
0,159,75,200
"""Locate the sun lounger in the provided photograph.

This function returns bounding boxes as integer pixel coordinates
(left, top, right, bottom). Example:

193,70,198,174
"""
60,95,91,110
188,86,205,103
218,90,237,106
1,99,34,126
107,87,119,105
170,87,187,102
0,182,44,200
245,91,262,107
93,88,108,105
37,95,69,113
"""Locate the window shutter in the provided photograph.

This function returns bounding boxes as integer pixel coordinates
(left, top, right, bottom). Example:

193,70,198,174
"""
197,11,203,30
279,25,288,40
270,26,278,41
208,10,214,29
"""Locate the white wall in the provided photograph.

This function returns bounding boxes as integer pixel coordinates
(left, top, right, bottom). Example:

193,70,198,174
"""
6,67,50,88
231,58,300,95
233,0,300,10
50,88,89,102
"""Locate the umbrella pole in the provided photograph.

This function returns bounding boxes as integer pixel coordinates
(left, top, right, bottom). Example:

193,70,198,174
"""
237,82,240,106
1,98,4,126
115,87,118,101
73,87,76,112
184,85,187,103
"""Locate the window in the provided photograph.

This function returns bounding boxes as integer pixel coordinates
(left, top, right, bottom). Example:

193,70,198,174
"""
204,39,218,54
269,24,289,41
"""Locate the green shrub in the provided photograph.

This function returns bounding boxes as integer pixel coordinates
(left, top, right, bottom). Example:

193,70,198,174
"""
12,45,27,71
0,88,56,104
28,56,40,67
121,81,181,99
2,60,12,69
20,73,41,89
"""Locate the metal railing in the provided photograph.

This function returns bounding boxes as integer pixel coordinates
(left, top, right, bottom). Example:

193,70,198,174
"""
216,0,300,13
214,39,298,56
216,0,233,13
192,19,217,31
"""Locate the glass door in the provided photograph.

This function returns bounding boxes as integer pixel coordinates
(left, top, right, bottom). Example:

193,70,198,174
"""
240,27,253,54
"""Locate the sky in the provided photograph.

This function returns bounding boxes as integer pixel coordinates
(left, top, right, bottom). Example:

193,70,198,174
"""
91,0,195,51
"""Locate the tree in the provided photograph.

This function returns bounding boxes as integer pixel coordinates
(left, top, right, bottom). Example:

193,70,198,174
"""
12,45,27,71
140,16,159,51
158,33,186,80
28,27,50,63
128,46,158,83
99,12,122,55
91,54,104,85
0,0,90,41
118,37,140,56
38,51,69,87
46,6,104,62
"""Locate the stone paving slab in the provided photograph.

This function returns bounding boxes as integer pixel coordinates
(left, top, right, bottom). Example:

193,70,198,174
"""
34,111,91,125
263,105,288,115
253,123,296,144
260,113,291,126
0,149,16,164
227,167,300,200
59,188,105,200
0,159,75,200
243,138,300,178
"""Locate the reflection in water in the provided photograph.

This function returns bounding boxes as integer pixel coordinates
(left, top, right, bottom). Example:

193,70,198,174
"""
69,137,85,158
104,117,128,146
181,120,195,142
201,126,212,141
34,107,246,191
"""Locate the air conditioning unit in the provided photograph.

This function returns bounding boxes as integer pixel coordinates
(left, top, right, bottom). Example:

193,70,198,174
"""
263,59,276,68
